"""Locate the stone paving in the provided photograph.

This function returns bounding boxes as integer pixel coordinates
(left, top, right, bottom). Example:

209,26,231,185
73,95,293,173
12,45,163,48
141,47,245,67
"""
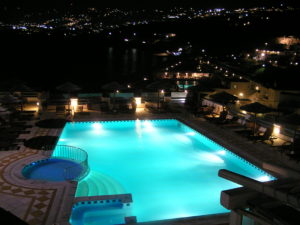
0,117,75,225
0,149,57,225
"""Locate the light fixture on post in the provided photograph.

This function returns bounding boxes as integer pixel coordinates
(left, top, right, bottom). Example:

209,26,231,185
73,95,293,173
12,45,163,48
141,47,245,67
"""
273,124,281,135
134,97,142,106
70,98,78,113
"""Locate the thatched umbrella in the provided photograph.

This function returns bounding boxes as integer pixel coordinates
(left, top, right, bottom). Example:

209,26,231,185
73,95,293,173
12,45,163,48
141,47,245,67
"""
209,91,238,111
56,82,81,96
0,105,10,115
11,84,32,111
101,82,125,92
186,85,215,110
0,105,11,123
209,91,238,104
101,82,126,110
0,94,21,110
146,80,176,109
11,83,33,92
240,102,275,134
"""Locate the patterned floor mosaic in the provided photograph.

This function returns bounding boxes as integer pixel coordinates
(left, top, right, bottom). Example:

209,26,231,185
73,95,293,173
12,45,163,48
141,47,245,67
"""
0,150,57,225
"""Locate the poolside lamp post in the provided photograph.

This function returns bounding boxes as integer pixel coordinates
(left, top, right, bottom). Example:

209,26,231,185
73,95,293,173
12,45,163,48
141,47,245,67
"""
157,90,164,110
70,98,78,114
273,124,281,135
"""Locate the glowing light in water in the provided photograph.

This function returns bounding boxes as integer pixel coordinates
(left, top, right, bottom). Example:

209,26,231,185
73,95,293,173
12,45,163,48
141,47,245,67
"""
92,123,104,134
186,132,196,136
256,175,272,182
135,119,142,138
199,153,224,164
175,134,191,144
217,150,226,155
143,120,155,132
92,123,102,129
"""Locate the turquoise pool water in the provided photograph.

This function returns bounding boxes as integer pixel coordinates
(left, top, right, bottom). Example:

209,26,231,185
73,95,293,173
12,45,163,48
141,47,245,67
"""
22,158,84,181
55,119,273,224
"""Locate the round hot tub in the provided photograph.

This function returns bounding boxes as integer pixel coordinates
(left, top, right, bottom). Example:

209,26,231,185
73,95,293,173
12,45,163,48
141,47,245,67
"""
22,158,85,181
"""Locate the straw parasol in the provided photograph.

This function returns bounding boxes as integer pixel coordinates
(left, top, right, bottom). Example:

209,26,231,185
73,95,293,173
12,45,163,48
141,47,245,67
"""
0,105,11,116
209,91,238,111
56,82,81,96
186,85,215,108
240,102,275,134
101,82,125,92
0,94,21,111
11,83,33,92
209,91,238,104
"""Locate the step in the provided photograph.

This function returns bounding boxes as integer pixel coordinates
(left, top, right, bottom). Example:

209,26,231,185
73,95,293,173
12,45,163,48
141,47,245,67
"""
76,171,126,197
75,180,89,197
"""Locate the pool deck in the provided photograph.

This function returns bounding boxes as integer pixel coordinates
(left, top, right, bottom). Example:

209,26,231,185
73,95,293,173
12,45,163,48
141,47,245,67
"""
1,109,300,225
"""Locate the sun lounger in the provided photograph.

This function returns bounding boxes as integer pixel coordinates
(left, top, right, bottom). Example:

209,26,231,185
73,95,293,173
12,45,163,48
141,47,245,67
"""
248,127,277,145
222,118,246,128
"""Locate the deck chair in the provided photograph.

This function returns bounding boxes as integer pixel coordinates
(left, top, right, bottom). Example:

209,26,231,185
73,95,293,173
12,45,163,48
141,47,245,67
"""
249,127,277,145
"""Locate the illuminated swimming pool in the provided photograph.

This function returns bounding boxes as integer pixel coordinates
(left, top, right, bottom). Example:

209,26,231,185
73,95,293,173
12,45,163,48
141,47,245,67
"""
55,119,273,224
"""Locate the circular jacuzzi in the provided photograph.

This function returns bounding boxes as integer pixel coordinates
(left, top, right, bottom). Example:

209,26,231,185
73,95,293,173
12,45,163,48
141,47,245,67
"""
22,158,85,181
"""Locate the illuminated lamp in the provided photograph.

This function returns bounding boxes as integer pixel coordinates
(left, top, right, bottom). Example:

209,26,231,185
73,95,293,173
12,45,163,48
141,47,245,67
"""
273,124,280,135
70,98,78,111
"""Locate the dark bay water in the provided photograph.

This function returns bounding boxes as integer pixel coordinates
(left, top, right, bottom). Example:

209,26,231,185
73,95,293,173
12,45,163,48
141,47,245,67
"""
1,38,169,90
1,9,299,90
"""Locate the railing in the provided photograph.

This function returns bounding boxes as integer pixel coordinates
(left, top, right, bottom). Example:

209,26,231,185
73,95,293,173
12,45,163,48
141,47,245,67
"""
42,145,89,181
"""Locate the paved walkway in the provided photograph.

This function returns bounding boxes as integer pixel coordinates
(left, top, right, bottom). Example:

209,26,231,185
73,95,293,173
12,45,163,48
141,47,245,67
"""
0,118,75,225
0,149,57,225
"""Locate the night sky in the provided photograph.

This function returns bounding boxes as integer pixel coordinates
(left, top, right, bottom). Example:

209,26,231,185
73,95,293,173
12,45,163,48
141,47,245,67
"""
0,0,298,10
